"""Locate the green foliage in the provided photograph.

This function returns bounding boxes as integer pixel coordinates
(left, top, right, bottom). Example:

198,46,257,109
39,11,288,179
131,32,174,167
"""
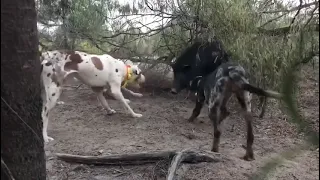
250,30,319,180
38,0,319,87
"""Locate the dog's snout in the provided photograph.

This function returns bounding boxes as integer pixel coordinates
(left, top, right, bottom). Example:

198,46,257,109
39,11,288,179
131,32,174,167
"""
171,88,178,94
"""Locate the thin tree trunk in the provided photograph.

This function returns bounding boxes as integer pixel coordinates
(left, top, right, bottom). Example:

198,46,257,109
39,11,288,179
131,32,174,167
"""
61,0,69,49
1,0,46,179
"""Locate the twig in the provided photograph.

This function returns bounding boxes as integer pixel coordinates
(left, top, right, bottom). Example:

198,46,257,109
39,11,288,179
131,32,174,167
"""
1,97,42,142
1,157,15,180
75,84,83,90
289,0,304,30
260,1,318,14
303,4,319,28
100,22,177,39
152,160,167,180
260,13,289,27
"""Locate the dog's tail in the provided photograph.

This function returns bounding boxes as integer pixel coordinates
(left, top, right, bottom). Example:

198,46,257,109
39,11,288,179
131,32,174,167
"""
227,65,282,99
242,83,282,99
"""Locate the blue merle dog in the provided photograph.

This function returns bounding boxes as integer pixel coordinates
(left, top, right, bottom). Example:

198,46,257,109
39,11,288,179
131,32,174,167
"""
173,62,282,161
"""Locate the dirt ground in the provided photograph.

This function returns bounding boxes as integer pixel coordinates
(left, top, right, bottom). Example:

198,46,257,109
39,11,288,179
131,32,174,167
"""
45,63,319,180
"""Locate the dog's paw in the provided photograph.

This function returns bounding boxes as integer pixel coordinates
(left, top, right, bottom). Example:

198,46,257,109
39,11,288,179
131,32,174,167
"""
107,109,116,115
44,136,54,143
134,93,143,98
125,99,131,103
57,101,65,105
187,117,196,122
242,150,255,161
242,154,255,161
132,113,143,118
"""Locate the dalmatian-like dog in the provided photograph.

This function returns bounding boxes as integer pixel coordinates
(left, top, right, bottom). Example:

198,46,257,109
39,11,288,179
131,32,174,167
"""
40,50,145,142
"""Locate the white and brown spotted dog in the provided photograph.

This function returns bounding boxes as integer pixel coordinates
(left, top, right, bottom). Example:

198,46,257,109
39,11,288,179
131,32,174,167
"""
40,50,145,142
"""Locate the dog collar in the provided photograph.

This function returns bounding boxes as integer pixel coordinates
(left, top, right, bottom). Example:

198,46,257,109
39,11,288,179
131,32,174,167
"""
121,65,133,87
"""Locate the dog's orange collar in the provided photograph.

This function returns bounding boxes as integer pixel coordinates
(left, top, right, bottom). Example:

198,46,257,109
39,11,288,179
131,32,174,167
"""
122,65,133,87
126,65,131,79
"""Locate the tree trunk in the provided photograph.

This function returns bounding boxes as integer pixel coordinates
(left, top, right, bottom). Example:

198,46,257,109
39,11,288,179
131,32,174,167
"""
61,0,70,49
1,0,46,179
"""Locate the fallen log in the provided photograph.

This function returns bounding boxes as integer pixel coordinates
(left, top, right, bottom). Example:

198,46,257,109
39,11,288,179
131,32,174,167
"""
55,149,221,166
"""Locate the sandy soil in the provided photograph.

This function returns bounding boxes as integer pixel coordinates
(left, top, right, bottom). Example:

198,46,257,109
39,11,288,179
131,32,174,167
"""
45,63,319,180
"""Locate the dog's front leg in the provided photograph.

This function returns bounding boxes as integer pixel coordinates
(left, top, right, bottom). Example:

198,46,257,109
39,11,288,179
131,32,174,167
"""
188,98,204,122
42,106,54,143
188,93,205,122
110,83,142,118
41,80,63,142
121,87,143,98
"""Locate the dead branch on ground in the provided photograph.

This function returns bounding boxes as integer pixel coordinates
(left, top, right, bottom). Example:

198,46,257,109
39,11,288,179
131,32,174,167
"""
166,150,186,180
56,149,221,165
56,149,222,180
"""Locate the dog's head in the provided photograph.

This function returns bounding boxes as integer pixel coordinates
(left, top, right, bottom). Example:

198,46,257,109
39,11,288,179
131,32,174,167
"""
126,64,146,89
131,65,145,83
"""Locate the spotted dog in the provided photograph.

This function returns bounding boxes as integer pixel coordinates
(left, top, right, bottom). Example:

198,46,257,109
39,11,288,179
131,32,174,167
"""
40,50,145,142
175,63,282,161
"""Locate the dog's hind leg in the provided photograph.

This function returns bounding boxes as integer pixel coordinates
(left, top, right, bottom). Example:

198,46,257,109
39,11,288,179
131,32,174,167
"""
236,90,255,161
92,87,116,115
98,93,117,115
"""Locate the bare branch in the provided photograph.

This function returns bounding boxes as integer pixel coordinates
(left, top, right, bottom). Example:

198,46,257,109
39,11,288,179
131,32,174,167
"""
260,13,289,27
1,157,15,180
294,51,319,68
144,0,174,16
260,1,318,14
1,97,42,142
56,150,222,165
257,24,319,36
303,4,319,28
37,19,61,27
289,0,304,30
101,20,177,39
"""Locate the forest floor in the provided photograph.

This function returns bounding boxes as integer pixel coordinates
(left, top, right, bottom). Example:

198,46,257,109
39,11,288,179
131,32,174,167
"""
45,62,319,180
